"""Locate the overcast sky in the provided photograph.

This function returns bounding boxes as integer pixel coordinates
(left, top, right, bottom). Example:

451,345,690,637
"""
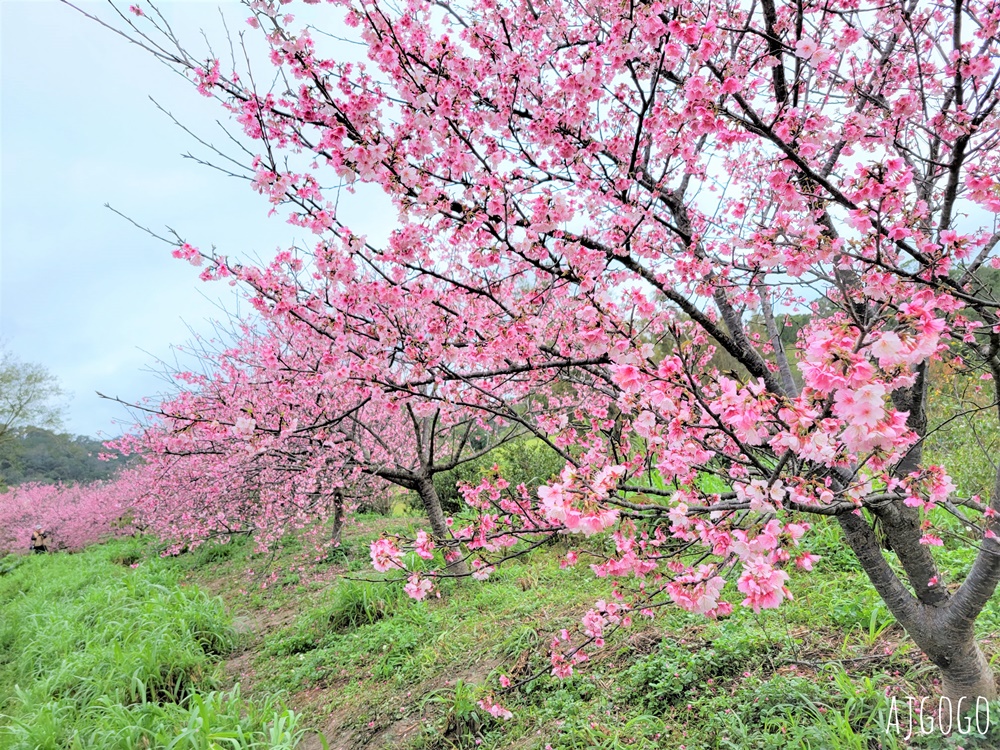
1,1,377,438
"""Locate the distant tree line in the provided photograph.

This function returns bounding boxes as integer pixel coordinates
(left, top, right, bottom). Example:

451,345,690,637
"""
0,428,123,489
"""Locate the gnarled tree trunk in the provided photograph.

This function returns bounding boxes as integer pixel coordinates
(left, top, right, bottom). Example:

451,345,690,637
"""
838,469,1000,704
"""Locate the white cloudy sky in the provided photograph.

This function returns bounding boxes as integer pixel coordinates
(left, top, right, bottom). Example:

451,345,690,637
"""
1,1,380,437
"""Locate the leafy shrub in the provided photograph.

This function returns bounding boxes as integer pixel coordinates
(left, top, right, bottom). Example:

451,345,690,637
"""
323,579,410,631
434,437,564,513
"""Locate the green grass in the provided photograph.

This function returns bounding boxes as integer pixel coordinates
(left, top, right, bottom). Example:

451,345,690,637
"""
234,515,1000,749
7,513,1000,749
0,540,307,749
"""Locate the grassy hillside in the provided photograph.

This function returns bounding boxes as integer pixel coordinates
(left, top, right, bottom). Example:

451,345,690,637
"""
3,514,1000,749
0,542,306,749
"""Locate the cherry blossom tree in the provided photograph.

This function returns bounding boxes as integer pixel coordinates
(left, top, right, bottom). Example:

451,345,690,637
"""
111,314,526,572
111,325,368,553
0,479,132,554
75,0,1000,702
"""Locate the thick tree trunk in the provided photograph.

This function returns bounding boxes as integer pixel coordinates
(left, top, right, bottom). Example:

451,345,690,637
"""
416,476,469,576
837,510,998,704
919,626,997,704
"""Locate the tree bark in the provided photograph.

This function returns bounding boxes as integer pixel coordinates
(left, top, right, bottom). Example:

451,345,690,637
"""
331,489,345,548
919,625,997,704
837,510,998,703
416,476,469,576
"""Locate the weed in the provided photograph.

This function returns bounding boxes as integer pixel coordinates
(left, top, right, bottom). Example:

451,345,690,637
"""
420,679,490,748
624,623,776,710
10,514,1000,750
325,579,410,631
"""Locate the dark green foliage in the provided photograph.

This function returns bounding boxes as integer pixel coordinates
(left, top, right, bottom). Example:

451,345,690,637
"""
433,437,565,513
0,427,125,488
191,535,250,567
264,580,413,659
624,625,776,710
108,538,146,567
0,555,24,577
323,580,411,631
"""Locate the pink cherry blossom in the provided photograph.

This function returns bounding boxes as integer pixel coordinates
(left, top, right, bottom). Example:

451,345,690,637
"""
404,572,433,600
414,530,435,560
833,384,886,428
737,560,792,613
371,538,404,572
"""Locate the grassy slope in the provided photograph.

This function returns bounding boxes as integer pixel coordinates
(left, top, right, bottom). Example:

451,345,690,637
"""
0,542,307,749
163,513,1000,750
4,512,1000,749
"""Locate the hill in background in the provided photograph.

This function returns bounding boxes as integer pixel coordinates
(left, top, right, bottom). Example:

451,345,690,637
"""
0,428,124,488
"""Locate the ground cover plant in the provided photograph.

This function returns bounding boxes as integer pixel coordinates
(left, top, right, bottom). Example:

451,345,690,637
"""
6,498,1000,747
10,511,993,748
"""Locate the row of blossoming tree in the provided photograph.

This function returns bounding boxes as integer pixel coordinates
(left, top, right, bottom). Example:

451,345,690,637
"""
0,480,134,554
111,314,536,571
73,0,1000,703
